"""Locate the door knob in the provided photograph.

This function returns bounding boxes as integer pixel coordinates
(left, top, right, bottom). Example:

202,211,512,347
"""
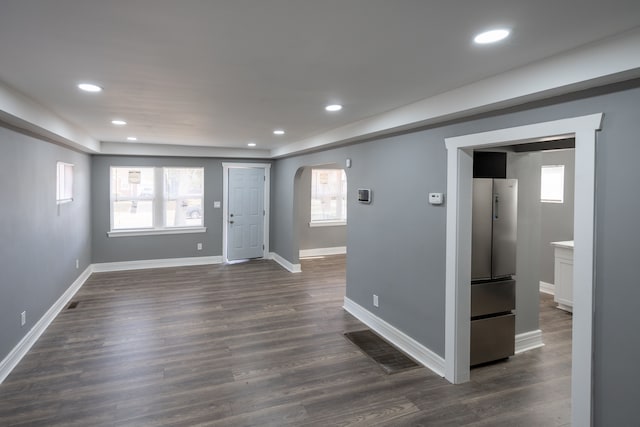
229,220,234,224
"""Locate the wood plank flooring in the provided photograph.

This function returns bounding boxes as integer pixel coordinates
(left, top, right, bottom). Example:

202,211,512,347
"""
0,256,572,426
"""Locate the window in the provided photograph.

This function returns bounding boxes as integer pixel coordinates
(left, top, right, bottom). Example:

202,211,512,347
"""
111,167,155,230
163,167,204,228
56,162,73,204
310,169,347,226
540,165,565,203
109,166,205,235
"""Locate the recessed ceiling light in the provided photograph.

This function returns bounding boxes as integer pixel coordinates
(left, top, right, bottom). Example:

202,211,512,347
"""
325,104,343,112
273,129,285,135
111,120,127,126
247,142,257,147
127,136,137,141
474,29,510,44
77,83,102,93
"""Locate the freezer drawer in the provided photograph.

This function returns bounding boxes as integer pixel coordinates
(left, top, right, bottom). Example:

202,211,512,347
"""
470,313,515,366
470,279,515,318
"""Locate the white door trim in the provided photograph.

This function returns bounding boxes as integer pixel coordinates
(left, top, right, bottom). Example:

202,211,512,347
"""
444,113,602,427
222,162,271,262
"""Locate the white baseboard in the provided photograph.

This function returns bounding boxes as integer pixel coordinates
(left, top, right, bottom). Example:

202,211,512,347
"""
299,246,347,258
268,252,301,273
343,297,445,377
556,302,573,313
515,329,545,354
539,281,555,295
0,266,92,384
92,255,223,272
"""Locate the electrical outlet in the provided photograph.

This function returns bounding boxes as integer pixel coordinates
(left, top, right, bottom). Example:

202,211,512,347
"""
75,259,79,269
197,243,203,251
21,311,26,327
373,294,379,307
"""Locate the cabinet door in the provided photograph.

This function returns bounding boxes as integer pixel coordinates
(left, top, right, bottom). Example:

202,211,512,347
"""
554,247,574,311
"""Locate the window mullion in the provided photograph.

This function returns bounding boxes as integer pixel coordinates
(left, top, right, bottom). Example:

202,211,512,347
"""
155,167,165,228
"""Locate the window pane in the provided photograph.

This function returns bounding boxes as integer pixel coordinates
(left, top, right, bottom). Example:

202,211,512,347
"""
56,162,73,202
541,165,564,203
63,164,73,200
112,167,155,201
310,169,347,222
111,167,155,229
113,200,154,229
164,168,204,227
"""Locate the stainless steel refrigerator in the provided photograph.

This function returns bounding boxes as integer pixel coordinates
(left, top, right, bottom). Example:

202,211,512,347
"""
470,178,518,366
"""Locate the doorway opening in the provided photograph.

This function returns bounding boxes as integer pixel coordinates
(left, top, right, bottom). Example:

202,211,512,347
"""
293,164,348,283
468,141,576,422
444,114,602,427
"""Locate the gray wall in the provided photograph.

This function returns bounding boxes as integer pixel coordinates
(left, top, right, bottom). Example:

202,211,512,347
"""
0,126,91,362
271,81,640,425
540,149,575,285
272,133,449,355
91,156,270,263
504,148,575,332
508,151,543,334
295,165,347,252
590,86,640,426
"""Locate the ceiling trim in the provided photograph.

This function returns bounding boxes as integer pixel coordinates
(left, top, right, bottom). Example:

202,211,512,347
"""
1,27,639,159
271,27,640,158
0,80,100,153
99,142,271,159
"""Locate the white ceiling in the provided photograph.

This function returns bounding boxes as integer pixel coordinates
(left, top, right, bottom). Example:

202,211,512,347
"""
0,1,639,156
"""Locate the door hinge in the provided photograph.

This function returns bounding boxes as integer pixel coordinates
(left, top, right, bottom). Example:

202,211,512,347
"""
262,244,265,250
263,210,265,216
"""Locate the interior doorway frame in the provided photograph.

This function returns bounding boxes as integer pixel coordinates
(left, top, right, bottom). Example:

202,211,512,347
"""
222,162,271,262
295,163,349,262
444,113,603,427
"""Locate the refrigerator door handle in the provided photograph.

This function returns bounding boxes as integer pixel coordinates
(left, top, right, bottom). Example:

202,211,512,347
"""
494,194,499,220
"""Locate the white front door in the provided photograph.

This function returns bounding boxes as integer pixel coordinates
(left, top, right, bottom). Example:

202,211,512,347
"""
227,167,265,260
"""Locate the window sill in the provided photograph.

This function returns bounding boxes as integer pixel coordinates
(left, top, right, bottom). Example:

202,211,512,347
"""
108,227,207,238
309,221,347,228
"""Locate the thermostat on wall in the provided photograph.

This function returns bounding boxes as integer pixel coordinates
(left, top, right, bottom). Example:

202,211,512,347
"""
358,188,372,204
429,193,444,205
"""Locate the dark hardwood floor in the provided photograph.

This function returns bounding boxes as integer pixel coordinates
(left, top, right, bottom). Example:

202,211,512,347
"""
0,256,572,426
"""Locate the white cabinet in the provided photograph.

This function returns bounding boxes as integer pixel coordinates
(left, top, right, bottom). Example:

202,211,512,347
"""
551,241,574,312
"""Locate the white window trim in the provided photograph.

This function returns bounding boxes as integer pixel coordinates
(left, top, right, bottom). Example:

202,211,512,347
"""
107,227,207,238
109,166,205,236
309,220,347,228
